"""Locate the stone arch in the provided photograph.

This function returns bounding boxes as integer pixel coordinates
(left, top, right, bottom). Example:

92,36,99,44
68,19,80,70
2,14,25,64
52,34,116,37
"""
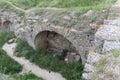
32,24,86,64
35,30,81,62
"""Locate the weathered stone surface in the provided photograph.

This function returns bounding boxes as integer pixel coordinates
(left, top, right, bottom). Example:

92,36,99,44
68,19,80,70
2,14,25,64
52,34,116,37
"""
95,7,120,52
63,15,71,20
84,64,96,72
75,55,81,61
69,11,77,18
95,25,120,41
113,65,120,80
86,53,102,64
83,10,94,17
103,41,120,52
0,9,19,31
8,38,16,44
83,1,120,80
65,53,75,62
82,73,93,80
15,28,26,39
106,19,120,26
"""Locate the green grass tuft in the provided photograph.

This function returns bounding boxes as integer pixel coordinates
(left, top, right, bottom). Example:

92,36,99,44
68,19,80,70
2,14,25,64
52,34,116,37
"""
0,32,15,48
12,71,43,80
0,48,22,74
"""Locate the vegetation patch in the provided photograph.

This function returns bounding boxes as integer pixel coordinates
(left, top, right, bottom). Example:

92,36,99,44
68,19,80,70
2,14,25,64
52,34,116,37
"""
0,31,22,74
12,71,43,80
0,72,43,80
15,39,83,80
0,31,44,79
113,50,120,58
1,0,117,12
96,56,107,73
0,32,15,48
111,50,120,63
0,49,22,74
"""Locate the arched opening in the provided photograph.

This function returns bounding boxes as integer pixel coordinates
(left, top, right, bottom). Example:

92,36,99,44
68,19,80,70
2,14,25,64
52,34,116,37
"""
3,21,12,30
35,31,81,62
0,18,2,27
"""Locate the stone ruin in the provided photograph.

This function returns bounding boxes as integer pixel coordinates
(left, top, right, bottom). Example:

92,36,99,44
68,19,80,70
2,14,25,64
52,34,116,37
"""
0,8,107,64
1,3,119,79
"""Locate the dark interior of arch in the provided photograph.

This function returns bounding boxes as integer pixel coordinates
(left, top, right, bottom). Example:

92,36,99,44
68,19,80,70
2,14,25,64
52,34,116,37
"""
3,21,12,30
35,31,81,62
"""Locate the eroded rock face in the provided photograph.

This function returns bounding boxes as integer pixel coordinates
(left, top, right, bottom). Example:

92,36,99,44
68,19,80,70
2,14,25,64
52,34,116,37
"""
83,2,120,80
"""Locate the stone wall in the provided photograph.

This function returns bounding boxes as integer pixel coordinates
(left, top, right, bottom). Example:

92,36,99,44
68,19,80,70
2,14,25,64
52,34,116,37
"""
82,1,120,79
0,4,109,64
14,9,107,64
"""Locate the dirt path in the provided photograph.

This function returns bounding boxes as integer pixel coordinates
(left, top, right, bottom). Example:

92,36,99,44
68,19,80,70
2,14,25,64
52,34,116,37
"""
2,43,66,80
